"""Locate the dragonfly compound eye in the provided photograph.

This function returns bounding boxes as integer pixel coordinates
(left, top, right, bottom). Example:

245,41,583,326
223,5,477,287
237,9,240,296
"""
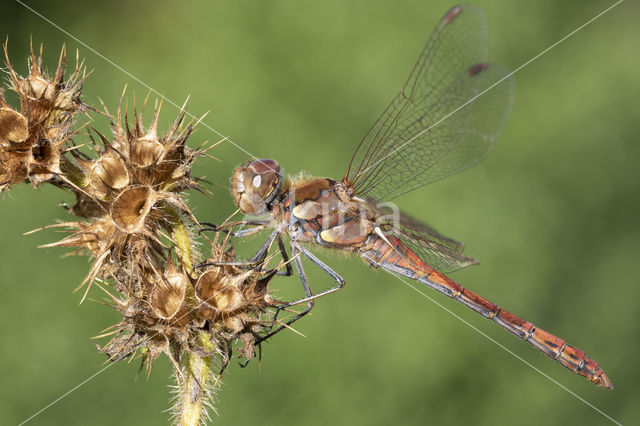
231,159,282,214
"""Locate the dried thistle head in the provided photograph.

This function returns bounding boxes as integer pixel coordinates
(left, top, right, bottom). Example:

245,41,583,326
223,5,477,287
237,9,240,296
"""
195,246,276,334
1,41,87,190
4,41,287,424
95,240,279,375
61,92,204,213
40,93,208,301
34,91,280,378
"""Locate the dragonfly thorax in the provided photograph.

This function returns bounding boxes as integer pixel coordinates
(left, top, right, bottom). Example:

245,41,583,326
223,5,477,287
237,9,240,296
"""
232,159,283,215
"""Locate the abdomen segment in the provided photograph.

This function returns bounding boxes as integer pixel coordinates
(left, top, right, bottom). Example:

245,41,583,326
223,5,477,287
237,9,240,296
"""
358,234,612,389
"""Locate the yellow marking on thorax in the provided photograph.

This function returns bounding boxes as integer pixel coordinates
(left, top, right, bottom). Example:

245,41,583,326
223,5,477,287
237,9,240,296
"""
374,227,396,264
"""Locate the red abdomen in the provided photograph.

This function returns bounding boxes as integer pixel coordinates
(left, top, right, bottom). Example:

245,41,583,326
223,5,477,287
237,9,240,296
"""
358,233,612,389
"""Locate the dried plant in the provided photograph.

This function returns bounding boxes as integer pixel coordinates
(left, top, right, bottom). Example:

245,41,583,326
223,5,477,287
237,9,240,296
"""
1,42,287,425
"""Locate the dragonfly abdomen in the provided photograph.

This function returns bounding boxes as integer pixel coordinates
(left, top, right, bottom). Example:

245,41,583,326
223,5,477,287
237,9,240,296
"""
359,233,612,389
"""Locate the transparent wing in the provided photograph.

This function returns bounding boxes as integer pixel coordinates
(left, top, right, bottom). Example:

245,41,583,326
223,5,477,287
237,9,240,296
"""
373,201,477,273
345,4,514,201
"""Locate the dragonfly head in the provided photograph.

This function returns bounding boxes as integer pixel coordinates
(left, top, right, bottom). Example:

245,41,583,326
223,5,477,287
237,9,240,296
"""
232,159,283,215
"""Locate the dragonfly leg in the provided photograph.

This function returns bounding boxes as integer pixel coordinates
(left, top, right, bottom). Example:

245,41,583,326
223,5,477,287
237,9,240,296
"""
234,232,293,277
228,226,269,238
256,243,347,343
196,230,292,284
196,229,280,270
276,244,346,307
255,243,314,344
273,233,293,277
197,221,218,235
198,220,269,238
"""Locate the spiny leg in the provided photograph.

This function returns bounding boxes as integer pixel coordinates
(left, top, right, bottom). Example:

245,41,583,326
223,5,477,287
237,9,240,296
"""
255,243,314,345
228,232,293,277
274,233,293,277
276,244,346,307
198,220,269,238
197,229,279,270
256,242,347,344
198,221,218,235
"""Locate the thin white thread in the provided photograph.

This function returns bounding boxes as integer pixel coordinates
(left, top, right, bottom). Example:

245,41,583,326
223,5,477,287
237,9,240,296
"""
14,0,262,163
385,270,622,426
17,363,115,426
16,248,272,425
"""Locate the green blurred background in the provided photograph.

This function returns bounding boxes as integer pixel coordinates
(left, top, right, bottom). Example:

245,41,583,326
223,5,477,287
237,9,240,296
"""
1,0,638,424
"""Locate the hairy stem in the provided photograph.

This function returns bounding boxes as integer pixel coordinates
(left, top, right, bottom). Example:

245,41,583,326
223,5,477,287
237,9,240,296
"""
166,205,194,272
168,208,217,425
177,345,214,426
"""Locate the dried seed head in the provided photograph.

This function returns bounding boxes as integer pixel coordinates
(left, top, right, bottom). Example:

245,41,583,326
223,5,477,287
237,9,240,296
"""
1,42,87,189
108,95,201,190
0,150,29,190
0,107,29,143
86,153,130,197
5,42,86,131
223,316,246,334
85,233,283,378
2,40,284,383
42,96,208,304
131,137,164,168
2,44,287,403
150,260,189,321
111,186,156,233
28,138,64,186
195,267,245,314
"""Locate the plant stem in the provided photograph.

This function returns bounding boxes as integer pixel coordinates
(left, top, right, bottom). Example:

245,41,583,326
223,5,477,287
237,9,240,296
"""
178,346,214,426
167,207,218,425
166,205,193,272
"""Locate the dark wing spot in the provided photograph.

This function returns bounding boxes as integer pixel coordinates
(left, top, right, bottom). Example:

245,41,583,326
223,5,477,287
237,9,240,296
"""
442,5,462,25
468,62,488,76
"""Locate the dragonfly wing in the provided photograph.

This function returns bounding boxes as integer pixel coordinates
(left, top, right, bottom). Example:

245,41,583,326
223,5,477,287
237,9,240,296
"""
372,201,478,273
346,4,514,201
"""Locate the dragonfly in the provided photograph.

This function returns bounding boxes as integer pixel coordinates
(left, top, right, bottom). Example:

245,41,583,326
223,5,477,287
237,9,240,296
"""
212,4,612,389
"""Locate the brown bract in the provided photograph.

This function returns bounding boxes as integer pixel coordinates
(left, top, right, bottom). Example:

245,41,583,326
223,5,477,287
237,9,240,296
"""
1,41,86,190
93,241,278,373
